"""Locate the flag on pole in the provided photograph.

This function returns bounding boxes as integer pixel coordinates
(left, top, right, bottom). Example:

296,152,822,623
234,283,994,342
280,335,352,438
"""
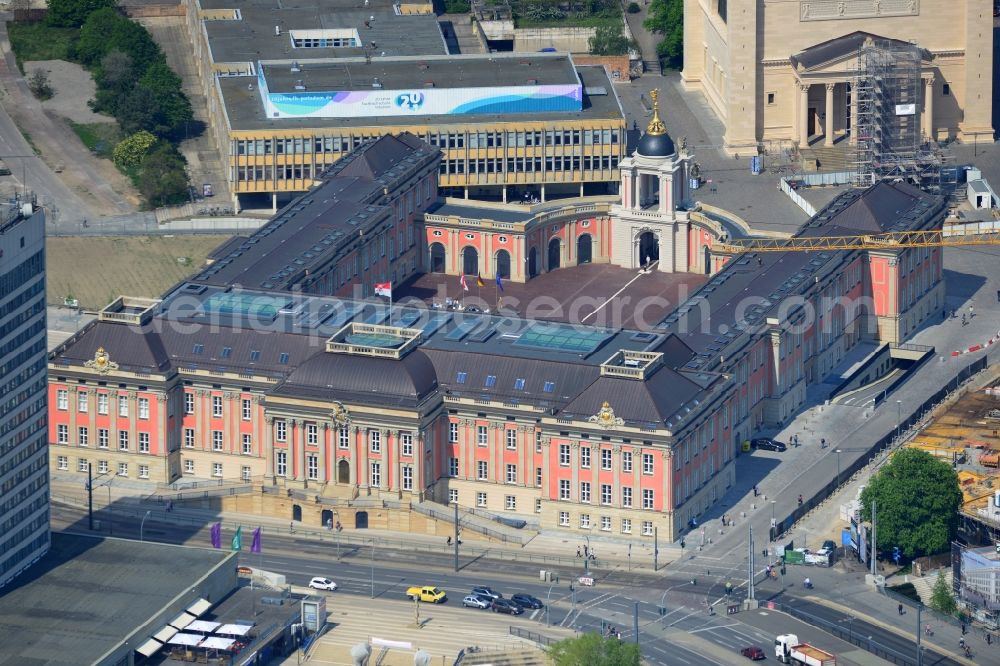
495,274,504,292
460,274,469,292
476,274,485,288
231,526,242,552
211,522,221,549
251,527,262,553
374,281,392,298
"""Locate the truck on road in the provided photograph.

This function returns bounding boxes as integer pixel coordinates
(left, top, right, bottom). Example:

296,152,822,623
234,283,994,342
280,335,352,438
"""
775,634,836,666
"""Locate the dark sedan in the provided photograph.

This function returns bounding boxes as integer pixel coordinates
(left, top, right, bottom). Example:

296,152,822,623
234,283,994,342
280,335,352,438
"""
751,438,787,452
740,646,765,660
491,598,524,615
511,593,544,610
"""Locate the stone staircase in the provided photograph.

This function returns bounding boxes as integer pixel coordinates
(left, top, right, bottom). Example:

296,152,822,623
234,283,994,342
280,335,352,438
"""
462,647,551,666
642,59,662,76
440,15,486,54
908,569,953,603
801,142,855,173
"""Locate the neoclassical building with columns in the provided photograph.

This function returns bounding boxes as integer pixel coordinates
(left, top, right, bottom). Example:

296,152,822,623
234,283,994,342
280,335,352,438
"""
682,0,994,151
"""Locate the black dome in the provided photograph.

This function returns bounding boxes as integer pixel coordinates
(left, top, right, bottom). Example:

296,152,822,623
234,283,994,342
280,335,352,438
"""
637,131,675,158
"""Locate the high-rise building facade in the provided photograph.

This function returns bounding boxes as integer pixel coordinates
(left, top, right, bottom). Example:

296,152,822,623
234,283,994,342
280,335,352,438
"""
0,205,49,588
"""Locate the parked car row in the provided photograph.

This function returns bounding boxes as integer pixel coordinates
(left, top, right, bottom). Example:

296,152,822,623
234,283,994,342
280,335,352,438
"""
461,587,544,615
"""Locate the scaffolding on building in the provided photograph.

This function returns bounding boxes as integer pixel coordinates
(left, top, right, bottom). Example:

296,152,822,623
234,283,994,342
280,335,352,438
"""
852,38,956,196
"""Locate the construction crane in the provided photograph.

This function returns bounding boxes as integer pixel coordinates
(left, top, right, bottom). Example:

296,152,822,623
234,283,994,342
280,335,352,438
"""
714,227,1000,254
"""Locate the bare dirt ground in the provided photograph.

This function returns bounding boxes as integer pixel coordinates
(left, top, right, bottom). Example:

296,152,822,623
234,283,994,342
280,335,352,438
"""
23,59,110,124
46,235,230,309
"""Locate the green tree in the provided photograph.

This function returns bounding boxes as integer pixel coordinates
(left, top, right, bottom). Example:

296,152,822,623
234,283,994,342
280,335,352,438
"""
112,130,156,168
588,24,637,56
929,571,957,616
643,0,683,69
138,62,193,134
28,68,54,100
46,0,116,28
97,50,138,93
74,7,124,65
549,632,640,666
860,448,962,559
138,143,189,207
114,85,162,134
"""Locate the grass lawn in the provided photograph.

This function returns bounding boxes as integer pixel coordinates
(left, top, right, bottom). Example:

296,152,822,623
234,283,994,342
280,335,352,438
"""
68,122,122,160
6,22,79,73
46,236,230,310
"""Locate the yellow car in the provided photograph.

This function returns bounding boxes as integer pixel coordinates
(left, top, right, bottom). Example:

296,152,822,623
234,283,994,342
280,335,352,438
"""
405,585,447,603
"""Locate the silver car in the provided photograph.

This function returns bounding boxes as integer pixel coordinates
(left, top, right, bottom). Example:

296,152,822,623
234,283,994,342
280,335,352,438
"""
462,594,492,609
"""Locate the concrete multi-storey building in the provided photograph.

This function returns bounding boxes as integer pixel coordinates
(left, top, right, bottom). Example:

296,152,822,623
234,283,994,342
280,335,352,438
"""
0,204,48,588
183,0,626,210
682,0,994,151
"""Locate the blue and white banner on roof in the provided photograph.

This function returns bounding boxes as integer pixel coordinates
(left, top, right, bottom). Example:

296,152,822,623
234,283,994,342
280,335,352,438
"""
261,83,583,119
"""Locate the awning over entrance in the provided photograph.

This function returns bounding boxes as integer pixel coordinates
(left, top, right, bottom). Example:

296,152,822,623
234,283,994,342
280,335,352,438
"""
185,597,213,617
169,611,197,630
153,625,178,643
135,637,163,658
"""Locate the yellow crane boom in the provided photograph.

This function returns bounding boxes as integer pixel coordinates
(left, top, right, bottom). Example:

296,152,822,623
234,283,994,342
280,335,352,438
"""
714,228,1000,253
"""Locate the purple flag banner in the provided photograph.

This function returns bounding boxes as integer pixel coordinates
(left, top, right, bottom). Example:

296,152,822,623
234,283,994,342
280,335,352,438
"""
211,522,221,549
251,527,262,553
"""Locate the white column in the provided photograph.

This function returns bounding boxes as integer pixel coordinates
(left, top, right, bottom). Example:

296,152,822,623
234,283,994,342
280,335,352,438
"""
923,77,935,141
271,193,278,213
658,227,675,272
824,83,835,147
799,83,810,146
674,221,689,272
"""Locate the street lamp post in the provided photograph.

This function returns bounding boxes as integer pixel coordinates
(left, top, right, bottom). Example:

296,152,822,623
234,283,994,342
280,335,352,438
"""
835,449,842,488
770,500,777,541
370,539,375,599
584,535,590,576
896,400,902,439
140,510,152,542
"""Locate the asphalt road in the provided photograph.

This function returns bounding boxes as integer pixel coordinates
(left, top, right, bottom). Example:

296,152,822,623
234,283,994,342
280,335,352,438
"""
52,502,962,666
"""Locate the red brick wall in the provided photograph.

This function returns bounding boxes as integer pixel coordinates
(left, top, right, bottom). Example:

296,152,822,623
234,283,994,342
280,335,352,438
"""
573,56,631,82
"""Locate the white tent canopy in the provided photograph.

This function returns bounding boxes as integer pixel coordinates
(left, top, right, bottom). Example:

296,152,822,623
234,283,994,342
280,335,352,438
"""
215,624,253,636
187,620,221,633
200,636,236,650
167,633,203,647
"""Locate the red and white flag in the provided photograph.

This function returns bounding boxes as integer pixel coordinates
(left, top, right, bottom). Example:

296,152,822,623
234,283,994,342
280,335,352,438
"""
374,281,392,298
460,275,469,292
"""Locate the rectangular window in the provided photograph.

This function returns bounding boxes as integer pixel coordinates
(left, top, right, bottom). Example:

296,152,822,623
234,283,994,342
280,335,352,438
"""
642,520,653,536
77,391,88,413
98,460,108,474
57,455,68,470
139,432,150,453
399,432,412,456
506,429,517,450
643,453,654,475
559,444,570,466
505,495,516,510
241,434,252,455
98,429,109,449
57,424,68,444
448,489,459,504
118,462,128,477
580,446,590,468
559,479,570,500
559,511,570,526
242,466,251,481
766,92,775,105
307,454,318,480
118,431,129,451
213,430,224,451
98,393,109,415
339,427,350,449
119,395,129,417
536,467,542,486
276,451,287,476
449,457,459,476
78,426,89,447
276,420,287,442
138,397,149,419
78,458,89,472
242,399,252,420
449,422,458,443
601,516,611,532
580,513,590,529
622,486,633,508
184,458,194,473
580,481,591,503
307,423,318,445
57,389,68,410
600,484,612,505
623,451,632,472
601,448,612,470
535,498,542,513
643,488,654,509
477,492,487,508
506,463,517,483
477,460,488,480
213,462,223,477
622,518,632,534
184,393,193,414
477,425,488,446
139,464,149,479
370,462,381,487
212,396,223,417
369,430,381,452
402,466,413,490
184,428,194,448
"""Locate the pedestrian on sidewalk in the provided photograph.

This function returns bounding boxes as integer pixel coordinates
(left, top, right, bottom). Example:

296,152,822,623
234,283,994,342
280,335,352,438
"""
583,544,589,558
961,622,967,635
797,494,803,506
577,546,582,558
897,603,904,616
987,633,992,646
289,521,294,534
820,438,827,449
753,484,759,497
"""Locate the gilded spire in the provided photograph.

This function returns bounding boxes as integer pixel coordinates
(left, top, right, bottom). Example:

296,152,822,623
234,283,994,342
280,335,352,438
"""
646,89,666,136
